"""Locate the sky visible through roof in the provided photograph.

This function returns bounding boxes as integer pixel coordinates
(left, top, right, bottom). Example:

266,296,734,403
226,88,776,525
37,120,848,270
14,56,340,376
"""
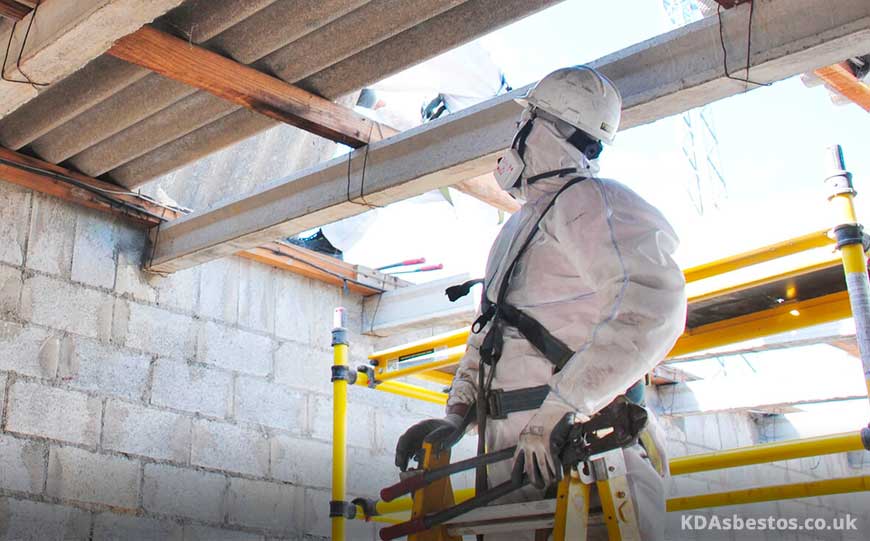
347,0,870,433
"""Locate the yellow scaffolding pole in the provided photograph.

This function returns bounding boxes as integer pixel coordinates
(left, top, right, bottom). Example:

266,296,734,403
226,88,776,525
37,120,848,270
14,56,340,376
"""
682,229,834,283
365,229,843,366
353,477,870,518
331,308,349,541
685,253,841,305
412,370,456,387
354,371,448,405
826,144,870,401
375,346,465,382
667,475,870,512
368,327,471,366
367,264,854,368
669,290,852,358
670,430,870,476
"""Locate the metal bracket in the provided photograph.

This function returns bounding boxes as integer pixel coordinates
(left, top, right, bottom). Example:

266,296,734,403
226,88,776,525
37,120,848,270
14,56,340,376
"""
329,500,356,519
832,223,864,249
825,171,855,199
351,497,379,521
357,365,379,388
589,448,628,482
331,327,349,346
331,365,357,384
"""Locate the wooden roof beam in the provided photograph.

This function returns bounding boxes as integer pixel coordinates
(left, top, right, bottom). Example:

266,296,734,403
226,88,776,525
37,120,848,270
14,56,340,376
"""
108,25,393,148
0,0,30,21
145,0,870,273
107,25,519,213
0,146,181,225
0,146,399,295
814,62,870,112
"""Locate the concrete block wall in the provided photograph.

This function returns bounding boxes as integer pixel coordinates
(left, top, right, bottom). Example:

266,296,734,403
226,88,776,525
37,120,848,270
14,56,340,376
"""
0,182,452,540
3,180,870,540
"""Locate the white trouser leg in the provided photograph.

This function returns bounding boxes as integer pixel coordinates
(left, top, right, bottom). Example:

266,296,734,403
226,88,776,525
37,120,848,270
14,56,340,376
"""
622,444,666,541
590,444,665,541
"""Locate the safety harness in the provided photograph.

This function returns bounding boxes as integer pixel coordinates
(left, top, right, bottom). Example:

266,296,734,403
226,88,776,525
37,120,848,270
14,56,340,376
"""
446,175,587,417
446,175,590,507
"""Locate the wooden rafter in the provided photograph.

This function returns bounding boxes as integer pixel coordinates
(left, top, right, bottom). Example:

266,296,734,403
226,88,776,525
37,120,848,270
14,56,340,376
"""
0,0,31,21
814,62,870,112
241,242,405,296
107,25,518,213
0,146,399,295
107,25,393,148
0,146,180,225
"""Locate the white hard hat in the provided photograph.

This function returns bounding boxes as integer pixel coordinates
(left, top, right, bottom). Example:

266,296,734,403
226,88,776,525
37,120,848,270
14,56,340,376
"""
521,66,622,144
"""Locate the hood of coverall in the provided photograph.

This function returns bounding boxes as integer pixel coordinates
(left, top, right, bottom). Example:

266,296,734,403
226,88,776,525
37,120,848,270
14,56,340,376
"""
509,110,600,203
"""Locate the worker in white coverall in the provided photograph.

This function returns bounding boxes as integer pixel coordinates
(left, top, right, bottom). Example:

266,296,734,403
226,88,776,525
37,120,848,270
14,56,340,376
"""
394,66,687,540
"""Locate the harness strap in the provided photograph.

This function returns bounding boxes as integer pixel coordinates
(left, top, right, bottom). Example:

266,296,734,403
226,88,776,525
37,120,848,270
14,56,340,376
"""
485,384,647,420
486,384,550,420
477,175,588,367
498,303,573,369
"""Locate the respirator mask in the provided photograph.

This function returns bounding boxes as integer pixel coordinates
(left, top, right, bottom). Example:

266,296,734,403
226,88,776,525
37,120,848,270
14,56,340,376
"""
493,108,603,200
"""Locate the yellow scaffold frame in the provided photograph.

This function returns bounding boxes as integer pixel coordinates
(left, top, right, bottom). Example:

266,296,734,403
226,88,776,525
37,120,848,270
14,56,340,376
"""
328,146,870,539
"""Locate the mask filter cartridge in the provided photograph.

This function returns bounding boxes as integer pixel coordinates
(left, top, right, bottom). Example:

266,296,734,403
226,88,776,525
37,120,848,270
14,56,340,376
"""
494,148,525,190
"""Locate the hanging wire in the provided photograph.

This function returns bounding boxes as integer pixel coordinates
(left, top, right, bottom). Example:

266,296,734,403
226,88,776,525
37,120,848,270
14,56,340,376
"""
716,1,771,89
2,1,49,89
345,123,382,210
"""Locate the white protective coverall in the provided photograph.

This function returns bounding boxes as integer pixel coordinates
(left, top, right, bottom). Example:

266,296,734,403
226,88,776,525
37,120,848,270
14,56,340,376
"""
446,116,687,540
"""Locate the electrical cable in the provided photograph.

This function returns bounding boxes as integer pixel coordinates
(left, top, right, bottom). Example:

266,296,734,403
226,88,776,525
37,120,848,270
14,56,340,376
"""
0,157,188,220
716,1,771,89
0,158,183,221
2,1,48,88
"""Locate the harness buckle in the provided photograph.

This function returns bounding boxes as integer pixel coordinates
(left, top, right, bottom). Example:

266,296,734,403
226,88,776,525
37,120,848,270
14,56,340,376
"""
486,389,507,420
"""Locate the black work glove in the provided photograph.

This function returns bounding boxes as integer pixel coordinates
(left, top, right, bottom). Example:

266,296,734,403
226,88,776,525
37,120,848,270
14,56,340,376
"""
395,414,464,471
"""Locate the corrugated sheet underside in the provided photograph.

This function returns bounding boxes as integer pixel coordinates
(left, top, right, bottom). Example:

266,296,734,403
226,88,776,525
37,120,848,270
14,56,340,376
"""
0,0,560,189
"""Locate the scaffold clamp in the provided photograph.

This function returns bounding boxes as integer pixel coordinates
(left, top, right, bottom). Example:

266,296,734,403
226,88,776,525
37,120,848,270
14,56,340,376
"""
832,223,865,250
329,500,357,519
357,365,380,389
331,365,357,384
351,497,379,522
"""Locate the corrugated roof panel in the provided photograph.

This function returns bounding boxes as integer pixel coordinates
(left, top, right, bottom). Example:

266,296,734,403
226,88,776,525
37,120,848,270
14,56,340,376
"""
0,0,563,190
